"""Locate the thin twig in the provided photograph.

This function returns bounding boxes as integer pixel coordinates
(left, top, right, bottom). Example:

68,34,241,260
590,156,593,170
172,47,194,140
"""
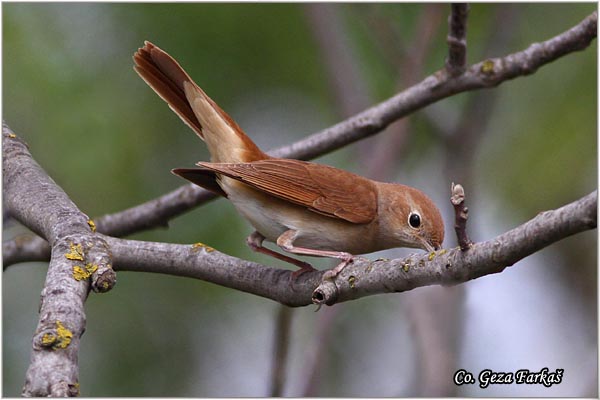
451,183,473,251
446,3,470,75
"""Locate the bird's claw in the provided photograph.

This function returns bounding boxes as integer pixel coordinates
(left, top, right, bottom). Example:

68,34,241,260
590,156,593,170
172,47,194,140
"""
322,255,354,280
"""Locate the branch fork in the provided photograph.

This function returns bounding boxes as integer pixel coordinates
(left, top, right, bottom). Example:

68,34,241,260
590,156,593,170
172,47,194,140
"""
3,123,116,396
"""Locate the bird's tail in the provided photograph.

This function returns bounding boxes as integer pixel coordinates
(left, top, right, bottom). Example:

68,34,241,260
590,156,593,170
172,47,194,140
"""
133,41,266,163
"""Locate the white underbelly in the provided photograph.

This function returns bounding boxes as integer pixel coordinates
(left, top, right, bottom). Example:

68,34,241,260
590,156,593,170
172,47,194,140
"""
230,192,289,241
222,177,377,254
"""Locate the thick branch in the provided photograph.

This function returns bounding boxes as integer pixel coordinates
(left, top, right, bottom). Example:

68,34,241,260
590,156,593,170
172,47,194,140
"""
3,233,53,264
2,184,216,265
3,123,115,396
107,191,596,307
3,11,596,267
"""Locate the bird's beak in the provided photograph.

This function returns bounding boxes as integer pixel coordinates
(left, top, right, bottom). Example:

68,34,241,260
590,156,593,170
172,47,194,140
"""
420,237,436,252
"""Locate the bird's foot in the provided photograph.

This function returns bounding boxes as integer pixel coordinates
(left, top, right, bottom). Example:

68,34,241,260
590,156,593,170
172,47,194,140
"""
322,254,354,280
290,262,317,281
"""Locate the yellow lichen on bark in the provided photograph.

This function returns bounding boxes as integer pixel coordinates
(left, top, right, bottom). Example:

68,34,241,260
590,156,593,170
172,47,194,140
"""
54,321,73,349
481,59,495,74
72,264,98,281
65,243,84,261
192,242,215,252
41,321,73,349
41,332,57,346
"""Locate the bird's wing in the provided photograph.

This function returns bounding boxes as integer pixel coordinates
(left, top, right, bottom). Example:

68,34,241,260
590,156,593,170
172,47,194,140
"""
195,159,378,224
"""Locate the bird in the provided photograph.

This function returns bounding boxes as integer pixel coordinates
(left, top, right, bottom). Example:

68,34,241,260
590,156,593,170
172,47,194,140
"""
133,41,444,280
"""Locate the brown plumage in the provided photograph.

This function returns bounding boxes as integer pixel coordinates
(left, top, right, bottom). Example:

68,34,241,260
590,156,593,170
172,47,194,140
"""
194,160,377,224
133,41,444,279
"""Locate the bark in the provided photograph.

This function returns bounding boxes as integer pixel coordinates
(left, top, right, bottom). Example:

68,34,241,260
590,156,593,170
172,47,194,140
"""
3,123,115,396
446,3,470,75
97,191,597,307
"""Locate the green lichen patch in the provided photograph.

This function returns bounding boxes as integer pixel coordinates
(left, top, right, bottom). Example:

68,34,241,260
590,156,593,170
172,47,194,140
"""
402,263,410,273
87,219,97,232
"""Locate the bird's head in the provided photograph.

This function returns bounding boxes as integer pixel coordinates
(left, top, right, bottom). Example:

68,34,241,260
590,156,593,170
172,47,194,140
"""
377,183,444,252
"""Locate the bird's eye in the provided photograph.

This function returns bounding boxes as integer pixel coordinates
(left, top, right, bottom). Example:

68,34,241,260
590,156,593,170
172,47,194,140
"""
408,212,421,229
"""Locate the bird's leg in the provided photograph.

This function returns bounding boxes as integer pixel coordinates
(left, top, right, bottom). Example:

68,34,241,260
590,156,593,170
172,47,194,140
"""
276,230,354,280
247,231,316,279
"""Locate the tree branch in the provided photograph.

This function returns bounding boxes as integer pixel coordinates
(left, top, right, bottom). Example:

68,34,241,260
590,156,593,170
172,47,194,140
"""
3,122,115,396
312,191,597,305
275,11,596,161
269,305,293,396
304,3,372,119
360,4,444,180
3,11,596,267
446,3,469,75
2,185,217,267
104,191,597,307
451,183,473,251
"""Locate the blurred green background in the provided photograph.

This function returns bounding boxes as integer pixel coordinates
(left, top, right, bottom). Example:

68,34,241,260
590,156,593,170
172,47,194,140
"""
3,3,597,396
